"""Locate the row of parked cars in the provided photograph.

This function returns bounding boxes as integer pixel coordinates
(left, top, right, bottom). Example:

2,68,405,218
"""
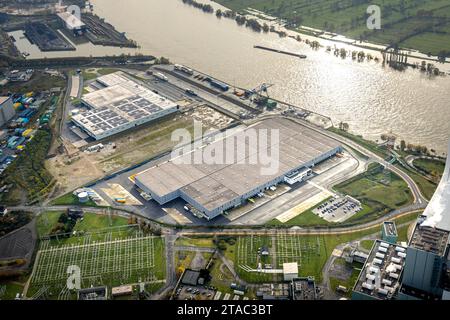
317,197,362,217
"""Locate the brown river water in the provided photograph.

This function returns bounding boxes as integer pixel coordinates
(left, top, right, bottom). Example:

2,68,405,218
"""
12,0,450,153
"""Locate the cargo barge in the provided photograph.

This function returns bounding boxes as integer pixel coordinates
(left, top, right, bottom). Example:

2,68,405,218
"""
254,45,307,59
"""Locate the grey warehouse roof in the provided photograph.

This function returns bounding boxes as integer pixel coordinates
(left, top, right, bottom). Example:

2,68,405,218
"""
135,118,341,211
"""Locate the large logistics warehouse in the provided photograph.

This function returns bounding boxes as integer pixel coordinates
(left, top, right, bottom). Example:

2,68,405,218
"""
135,118,342,220
72,72,178,140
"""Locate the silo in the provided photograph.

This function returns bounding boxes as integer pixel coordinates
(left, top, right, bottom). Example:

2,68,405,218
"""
78,192,89,203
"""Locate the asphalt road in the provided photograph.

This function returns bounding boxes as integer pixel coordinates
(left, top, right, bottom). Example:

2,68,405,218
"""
8,204,424,236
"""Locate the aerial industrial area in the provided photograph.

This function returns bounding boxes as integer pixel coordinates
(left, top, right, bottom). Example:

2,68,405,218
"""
0,0,450,306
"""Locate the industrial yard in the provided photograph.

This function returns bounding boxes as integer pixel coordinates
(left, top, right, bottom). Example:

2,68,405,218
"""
41,64,373,228
0,8,136,59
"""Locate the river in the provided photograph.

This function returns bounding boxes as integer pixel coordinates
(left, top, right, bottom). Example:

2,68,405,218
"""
13,0,450,154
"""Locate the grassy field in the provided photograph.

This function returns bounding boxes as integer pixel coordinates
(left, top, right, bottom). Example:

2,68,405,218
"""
215,0,450,56
27,225,165,299
193,211,419,285
175,237,216,248
50,193,98,207
329,261,362,298
328,127,389,159
232,232,362,283
0,72,66,95
73,213,128,232
395,164,438,200
396,221,415,243
413,158,445,176
36,211,63,237
334,163,413,223
359,240,375,251
0,282,25,300
82,71,98,81
36,211,130,241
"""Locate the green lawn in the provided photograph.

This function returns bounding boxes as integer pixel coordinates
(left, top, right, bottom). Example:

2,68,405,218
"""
36,211,63,237
175,237,216,248
359,240,375,251
191,211,419,284
73,213,129,232
0,282,24,300
413,158,445,177
82,71,98,81
395,164,438,200
329,262,362,298
36,211,129,239
400,32,450,56
50,193,98,207
397,222,414,243
215,0,450,56
334,163,413,223
328,127,389,159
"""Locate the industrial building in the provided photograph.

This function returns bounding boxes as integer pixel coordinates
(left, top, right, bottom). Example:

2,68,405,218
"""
135,118,342,220
282,262,299,281
72,72,178,140
291,277,318,300
399,142,450,300
352,240,407,300
382,221,398,244
78,286,108,300
57,11,87,36
0,96,15,127
256,283,290,300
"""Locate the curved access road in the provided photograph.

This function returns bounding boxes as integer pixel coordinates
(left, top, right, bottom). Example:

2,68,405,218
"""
8,204,425,236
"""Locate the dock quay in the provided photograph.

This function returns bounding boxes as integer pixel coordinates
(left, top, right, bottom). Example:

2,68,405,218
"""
154,66,261,115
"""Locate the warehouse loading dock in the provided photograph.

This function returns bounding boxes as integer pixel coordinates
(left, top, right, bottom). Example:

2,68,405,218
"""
135,118,342,220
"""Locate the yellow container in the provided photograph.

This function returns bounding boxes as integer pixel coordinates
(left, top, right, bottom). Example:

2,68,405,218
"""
22,129,33,137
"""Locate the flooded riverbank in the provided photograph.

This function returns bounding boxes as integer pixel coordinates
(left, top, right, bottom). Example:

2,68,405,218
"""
7,0,450,154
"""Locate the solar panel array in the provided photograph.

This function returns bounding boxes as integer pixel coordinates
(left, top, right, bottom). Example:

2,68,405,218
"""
72,72,177,139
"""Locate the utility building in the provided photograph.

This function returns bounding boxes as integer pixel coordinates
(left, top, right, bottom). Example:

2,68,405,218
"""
283,263,299,281
382,221,398,244
352,240,407,300
399,141,450,300
0,96,15,127
57,12,87,36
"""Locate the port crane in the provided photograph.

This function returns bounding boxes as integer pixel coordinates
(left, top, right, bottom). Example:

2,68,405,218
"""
251,83,274,98
248,83,274,108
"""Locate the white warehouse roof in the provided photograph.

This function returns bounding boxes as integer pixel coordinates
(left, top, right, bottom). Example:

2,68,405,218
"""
57,12,85,29
283,262,299,274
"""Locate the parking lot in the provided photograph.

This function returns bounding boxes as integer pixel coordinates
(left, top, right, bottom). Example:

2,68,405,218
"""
312,196,362,223
174,285,216,301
